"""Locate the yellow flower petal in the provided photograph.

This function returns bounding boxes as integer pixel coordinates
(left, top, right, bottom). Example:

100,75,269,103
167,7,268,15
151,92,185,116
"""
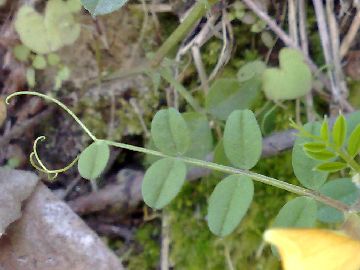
264,229,360,270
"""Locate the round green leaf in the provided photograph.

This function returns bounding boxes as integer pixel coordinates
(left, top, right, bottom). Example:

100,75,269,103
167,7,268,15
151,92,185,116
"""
207,175,254,237
47,53,60,66
318,178,359,223
263,48,312,100
14,1,80,54
142,158,187,209
223,110,262,169
237,60,266,82
13,45,30,62
151,108,190,155
292,122,328,190
32,55,47,70
78,140,110,180
273,197,317,228
81,0,129,16
205,78,261,120
182,112,213,160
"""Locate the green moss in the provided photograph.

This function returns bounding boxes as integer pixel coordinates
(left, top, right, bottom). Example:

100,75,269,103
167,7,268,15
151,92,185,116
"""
127,223,161,270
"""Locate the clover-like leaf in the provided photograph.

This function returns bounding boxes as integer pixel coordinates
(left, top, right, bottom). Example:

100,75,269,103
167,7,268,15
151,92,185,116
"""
141,158,187,209
207,175,254,237
237,60,266,82
81,0,129,16
223,110,262,169
317,178,359,223
151,108,190,155
347,124,360,157
78,140,110,180
206,78,261,120
263,48,312,100
273,197,317,228
14,0,80,54
332,114,347,149
292,122,328,190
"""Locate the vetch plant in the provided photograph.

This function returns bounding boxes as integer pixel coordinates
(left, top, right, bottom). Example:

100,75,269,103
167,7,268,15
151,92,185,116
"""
5,91,360,239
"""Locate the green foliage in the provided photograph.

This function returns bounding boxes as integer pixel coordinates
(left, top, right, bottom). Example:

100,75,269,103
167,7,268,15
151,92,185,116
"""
182,112,213,160
151,108,190,155
81,0,129,16
273,196,317,228
77,140,110,180
347,124,360,157
26,68,35,88
205,78,260,120
332,114,347,148
142,158,187,209
207,175,254,236
317,178,359,223
315,161,347,172
237,60,266,82
223,110,262,169
13,45,30,62
15,0,80,54
292,122,328,190
32,55,47,70
263,48,312,100
47,53,61,66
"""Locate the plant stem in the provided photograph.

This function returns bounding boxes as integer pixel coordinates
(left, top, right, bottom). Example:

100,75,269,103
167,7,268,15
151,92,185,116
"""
338,150,360,174
149,0,218,67
103,140,350,213
7,91,352,214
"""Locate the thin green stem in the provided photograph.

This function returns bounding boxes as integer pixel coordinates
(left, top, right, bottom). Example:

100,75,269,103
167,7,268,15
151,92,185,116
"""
7,91,352,213
159,69,203,112
150,0,218,67
6,91,97,141
338,149,360,174
103,140,350,212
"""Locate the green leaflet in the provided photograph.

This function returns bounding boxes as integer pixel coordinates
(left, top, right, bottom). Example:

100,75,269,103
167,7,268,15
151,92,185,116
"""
273,196,317,228
81,0,129,16
303,149,336,161
182,112,213,160
223,110,262,169
78,140,110,180
207,175,254,237
205,78,261,121
332,114,347,148
262,48,312,100
317,178,359,223
142,158,187,209
292,122,328,190
347,124,360,157
15,0,80,54
315,161,347,172
151,108,190,155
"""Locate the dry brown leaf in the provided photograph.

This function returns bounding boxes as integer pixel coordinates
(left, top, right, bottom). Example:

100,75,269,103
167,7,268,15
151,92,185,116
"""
0,168,38,236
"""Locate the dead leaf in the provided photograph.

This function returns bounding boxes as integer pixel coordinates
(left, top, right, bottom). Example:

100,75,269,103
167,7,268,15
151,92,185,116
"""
0,180,124,270
0,168,38,236
0,97,7,127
